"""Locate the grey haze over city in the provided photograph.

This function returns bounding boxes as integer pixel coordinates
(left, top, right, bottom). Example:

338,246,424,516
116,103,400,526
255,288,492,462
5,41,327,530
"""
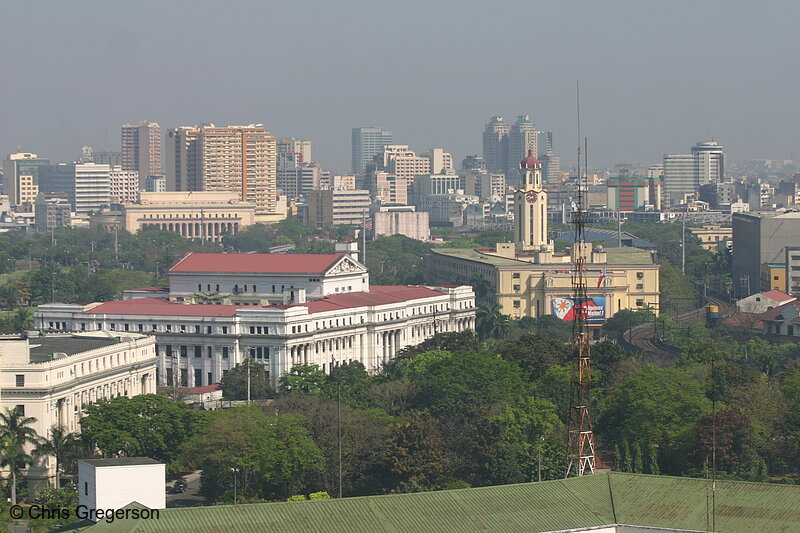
1,0,798,172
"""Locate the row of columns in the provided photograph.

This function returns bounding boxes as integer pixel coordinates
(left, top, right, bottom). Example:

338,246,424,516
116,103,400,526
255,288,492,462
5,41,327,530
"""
141,221,239,242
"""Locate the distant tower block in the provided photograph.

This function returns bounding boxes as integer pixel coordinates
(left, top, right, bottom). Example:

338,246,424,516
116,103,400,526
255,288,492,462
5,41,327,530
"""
514,151,548,250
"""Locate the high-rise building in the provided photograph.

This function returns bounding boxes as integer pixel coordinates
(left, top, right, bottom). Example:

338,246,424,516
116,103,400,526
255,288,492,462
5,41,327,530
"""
109,167,140,204
482,116,509,174
277,138,312,163
461,155,486,172
306,188,370,229
38,163,111,215
663,141,724,205
2,153,50,209
277,154,323,200
121,121,161,187
508,115,539,185
352,127,393,175
165,124,279,218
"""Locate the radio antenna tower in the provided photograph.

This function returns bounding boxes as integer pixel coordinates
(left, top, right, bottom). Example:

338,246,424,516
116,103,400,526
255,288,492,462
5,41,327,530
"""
566,81,597,477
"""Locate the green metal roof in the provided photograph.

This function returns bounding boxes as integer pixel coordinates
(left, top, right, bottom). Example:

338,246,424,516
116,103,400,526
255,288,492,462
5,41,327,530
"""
70,473,800,533
431,247,656,268
431,247,532,267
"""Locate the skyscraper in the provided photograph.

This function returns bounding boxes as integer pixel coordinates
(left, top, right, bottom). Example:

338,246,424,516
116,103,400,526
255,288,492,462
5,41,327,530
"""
352,127,393,175
164,124,279,218
482,116,509,174
508,115,539,184
663,141,724,205
121,121,162,187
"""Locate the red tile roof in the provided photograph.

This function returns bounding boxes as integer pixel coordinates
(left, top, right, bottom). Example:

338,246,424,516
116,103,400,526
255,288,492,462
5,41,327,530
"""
178,383,222,394
80,286,448,318
291,286,445,313
761,290,795,303
758,300,800,321
169,252,347,274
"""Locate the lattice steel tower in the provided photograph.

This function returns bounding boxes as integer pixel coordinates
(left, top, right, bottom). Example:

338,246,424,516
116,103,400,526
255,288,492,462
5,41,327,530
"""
565,131,597,477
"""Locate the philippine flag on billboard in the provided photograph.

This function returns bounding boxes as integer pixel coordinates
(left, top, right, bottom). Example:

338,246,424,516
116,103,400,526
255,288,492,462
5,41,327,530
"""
551,297,606,324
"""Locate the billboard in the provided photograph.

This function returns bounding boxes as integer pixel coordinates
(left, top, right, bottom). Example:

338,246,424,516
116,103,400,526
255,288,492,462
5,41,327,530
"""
551,297,606,324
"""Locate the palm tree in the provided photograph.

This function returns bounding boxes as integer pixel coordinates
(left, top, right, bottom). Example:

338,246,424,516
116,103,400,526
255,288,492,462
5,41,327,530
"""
37,425,80,489
0,408,40,504
11,308,33,332
476,303,511,340
468,274,491,303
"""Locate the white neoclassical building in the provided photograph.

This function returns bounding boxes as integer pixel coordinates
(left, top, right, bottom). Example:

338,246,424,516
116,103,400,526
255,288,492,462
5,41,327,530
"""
36,252,476,387
0,332,157,488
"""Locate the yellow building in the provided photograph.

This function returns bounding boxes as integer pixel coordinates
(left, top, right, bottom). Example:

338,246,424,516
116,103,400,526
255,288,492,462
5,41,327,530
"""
687,225,732,252
423,152,660,321
761,262,786,292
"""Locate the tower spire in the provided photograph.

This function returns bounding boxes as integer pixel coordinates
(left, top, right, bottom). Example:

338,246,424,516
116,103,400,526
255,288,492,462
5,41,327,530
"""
566,83,597,478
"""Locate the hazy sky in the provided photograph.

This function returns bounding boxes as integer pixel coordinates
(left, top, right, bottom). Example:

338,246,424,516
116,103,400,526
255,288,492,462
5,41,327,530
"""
2,1,799,174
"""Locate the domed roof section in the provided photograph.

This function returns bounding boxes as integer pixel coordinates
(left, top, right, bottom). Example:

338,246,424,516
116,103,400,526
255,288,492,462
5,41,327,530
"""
520,150,541,169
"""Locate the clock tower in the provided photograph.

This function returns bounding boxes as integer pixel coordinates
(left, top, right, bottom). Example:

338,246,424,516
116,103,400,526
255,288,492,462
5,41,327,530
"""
514,150,548,250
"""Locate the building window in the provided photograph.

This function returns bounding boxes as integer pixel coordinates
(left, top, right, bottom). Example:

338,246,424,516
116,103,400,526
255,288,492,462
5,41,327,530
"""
513,284,520,291
15,375,24,387
513,300,521,309
636,299,645,306
222,347,229,359
222,326,228,334
250,326,255,334
195,325,200,333
636,272,644,279
194,346,202,358
14,405,24,416
207,326,212,334
636,284,644,290
180,346,187,358
513,273,520,279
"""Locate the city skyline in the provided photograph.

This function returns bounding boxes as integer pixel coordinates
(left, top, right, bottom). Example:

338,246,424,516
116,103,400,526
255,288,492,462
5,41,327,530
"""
2,2,800,173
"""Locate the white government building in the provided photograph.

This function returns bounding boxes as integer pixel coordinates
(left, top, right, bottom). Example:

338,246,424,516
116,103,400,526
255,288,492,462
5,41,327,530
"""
36,250,476,387
0,332,157,488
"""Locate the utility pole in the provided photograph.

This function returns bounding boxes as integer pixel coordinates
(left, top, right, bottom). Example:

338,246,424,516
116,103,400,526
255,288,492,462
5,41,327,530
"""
681,210,686,275
246,354,251,404
617,210,622,247
338,382,343,498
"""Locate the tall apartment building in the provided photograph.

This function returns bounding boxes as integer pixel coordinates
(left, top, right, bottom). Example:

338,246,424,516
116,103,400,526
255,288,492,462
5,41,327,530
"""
352,127,393,175
38,163,111,215
109,167,140,204
663,141,724,205
165,124,279,219
482,116,510,174
121,121,161,187
2,153,51,209
277,138,312,163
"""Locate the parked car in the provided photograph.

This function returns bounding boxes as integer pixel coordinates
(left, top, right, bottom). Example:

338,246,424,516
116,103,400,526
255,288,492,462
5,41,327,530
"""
173,479,189,493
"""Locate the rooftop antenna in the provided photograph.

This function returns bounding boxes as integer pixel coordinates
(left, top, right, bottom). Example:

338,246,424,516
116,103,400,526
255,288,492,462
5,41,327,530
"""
566,81,597,477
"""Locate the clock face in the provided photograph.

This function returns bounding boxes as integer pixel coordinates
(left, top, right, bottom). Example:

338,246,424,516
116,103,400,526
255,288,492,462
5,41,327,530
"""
525,190,538,203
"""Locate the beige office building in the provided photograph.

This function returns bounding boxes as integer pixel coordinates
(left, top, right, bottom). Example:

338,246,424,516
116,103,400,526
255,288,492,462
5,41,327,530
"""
121,121,161,187
122,191,256,242
165,124,280,221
